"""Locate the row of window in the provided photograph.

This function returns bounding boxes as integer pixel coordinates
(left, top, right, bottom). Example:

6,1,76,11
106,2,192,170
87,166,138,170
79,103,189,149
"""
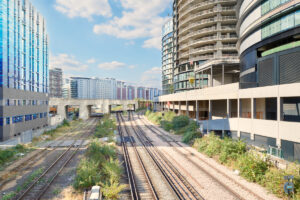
261,0,291,16
262,10,300,39
0,112,48,126
4,99,48,106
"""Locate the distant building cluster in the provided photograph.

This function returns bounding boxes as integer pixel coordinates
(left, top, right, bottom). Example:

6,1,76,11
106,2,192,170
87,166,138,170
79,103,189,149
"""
49,74,161,101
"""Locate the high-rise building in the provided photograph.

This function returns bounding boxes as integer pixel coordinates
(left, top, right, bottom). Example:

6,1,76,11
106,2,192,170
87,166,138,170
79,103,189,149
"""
49,68,63,98
70,77,117,100
0,0,49,141
172,0,240,93
162,19,174,95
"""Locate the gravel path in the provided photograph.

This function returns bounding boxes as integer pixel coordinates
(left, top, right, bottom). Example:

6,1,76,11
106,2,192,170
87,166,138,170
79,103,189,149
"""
138,115,281,200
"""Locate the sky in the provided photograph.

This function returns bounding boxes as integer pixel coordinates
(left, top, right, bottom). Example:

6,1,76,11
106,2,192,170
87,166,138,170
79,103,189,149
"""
30,0,173,89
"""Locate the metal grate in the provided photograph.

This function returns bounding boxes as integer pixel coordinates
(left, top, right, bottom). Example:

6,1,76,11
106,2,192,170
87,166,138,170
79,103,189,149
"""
279,51,300,84
258,57,274,87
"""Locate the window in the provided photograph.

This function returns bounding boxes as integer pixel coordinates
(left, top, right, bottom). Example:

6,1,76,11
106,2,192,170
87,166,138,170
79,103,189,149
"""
40,113,43,118
13,116,23,124
262,11,299,39
6,99,10,106
33,114,38,120
6,117,10,125
261,0,291,15
0,118,3,126
25,115,32,121
23,100,26,106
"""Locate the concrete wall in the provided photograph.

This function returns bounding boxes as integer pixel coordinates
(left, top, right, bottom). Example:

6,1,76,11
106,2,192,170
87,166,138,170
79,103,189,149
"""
50,98,138,120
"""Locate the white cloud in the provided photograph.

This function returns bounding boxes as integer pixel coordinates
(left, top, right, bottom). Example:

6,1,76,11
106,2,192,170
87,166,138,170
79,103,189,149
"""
50,54,88,71
87,58,96,64
140,67,162,88
128,65,136,69
54,0,112,20
93,0,172,49
98,61,126,70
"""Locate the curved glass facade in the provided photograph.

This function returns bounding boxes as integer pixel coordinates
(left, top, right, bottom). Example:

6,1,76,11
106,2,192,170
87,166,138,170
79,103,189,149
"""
162,19,174,95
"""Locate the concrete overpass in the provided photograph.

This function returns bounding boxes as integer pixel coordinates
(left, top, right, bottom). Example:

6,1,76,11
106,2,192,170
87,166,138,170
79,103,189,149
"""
49,98,138,120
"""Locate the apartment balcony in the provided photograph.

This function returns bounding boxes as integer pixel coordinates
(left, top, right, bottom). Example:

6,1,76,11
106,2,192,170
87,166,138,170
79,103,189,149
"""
221,44,237,50
178,17,217,36
190,45,216,55
178,51,189,59
178,42,190,51
190,35,218,47
178,0,193,13
179,8,216,28
190,55,214,62
179,0,217,20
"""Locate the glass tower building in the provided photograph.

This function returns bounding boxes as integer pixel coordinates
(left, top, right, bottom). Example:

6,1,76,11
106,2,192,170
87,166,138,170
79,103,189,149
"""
0,0,49,141
162,19,174,95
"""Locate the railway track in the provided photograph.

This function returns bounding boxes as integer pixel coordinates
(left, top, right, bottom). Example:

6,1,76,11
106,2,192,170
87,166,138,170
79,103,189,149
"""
12,118,98,200
0,120,87,191
137,113,265,200
116,113,158,200
125,112,204,200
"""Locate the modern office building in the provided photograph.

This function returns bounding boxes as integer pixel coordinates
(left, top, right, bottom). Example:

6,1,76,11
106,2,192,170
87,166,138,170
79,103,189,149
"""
172,0,239,93
156,0,300,162
0,0,49,141
49,68,63,98
162,19,174,95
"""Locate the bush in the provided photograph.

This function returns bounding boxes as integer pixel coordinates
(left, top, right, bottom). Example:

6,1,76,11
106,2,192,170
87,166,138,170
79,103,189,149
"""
175,120,198,135
62,119,70,126
94,115,116,139
0,144,28,166
236,153,269,182
182,131,202,144
172,115,190,131
219,138,246,163
160,120,173,131
74,141,125,198
73,159,101,190
163,111,176,122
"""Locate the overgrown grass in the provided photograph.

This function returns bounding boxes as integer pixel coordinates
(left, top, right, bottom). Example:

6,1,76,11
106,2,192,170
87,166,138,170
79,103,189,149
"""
94,115,116,140
2,167,44,200
145,111,202,143
0,144,31,170
73,141,125,199
193,134,300,199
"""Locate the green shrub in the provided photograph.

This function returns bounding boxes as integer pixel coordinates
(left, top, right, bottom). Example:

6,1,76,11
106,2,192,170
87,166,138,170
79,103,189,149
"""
163,111,176,122
172,115,190,131
182,131,202,144
219,138,246,163
73,159,101,190
160,120,173,131
62,119,70,126
237,153,269,182
102,181,126,200
175,120,198,135
86,141,116,163
0,149,15,165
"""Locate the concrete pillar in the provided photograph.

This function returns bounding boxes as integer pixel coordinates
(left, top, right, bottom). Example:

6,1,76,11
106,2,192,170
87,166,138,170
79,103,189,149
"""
196,100,199,121
277,97,281,148
226,99,231,119
179,101,182,115
79,105,89,120
251,98,255,140
57,104,67,120
168,102,170,111
210,67,213,87
186,101,189,117
172,101,175,111
208,100,212,120
222,64,225,85
237,98,241,138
